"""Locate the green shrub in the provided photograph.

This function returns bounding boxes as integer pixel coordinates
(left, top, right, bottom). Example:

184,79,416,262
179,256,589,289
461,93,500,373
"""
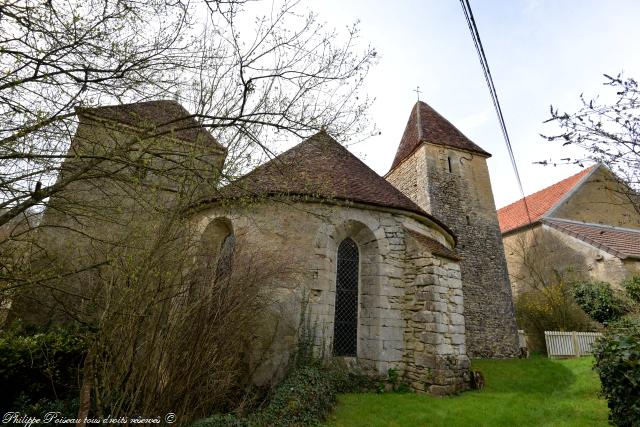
190,306,379,427
253,364,336,426
515,282,596,352
11,395,80,424
324,360,378,393
573,281,627,324
622,276,640,303
0,325,87,413
191,364,341,427
593,316,640,426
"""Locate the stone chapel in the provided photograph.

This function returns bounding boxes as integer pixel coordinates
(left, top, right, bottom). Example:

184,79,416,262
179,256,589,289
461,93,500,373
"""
30,99,520,395
192,100,520,393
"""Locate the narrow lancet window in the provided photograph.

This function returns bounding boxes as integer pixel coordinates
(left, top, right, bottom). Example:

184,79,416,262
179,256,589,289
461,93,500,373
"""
333,238,359,356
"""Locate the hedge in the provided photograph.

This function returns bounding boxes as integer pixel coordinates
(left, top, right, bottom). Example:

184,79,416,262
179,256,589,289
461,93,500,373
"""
593,317,640,426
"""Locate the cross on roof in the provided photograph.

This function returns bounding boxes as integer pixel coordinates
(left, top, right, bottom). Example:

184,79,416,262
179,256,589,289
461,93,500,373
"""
413,86,422,101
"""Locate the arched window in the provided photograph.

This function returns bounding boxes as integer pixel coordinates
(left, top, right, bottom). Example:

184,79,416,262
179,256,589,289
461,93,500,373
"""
214,233,236,282
199,218,235,281
333,238,359,356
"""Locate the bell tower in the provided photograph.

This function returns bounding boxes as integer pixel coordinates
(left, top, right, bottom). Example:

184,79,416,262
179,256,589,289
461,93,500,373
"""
386,101,519,358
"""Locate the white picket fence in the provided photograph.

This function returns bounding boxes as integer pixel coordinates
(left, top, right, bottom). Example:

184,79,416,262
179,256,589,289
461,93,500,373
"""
544,331,602,357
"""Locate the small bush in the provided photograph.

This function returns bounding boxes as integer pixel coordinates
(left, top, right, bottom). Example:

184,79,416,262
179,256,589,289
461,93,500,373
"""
0,325,86,413
593,316,640,426
573,281,627,324
192,364,341,427
325,360,378,393
515,281,596,352
622,276,640,304
12,396,80,424
253,364,336,426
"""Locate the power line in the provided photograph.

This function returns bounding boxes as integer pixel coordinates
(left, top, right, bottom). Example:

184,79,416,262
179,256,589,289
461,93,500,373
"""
459,0,533,224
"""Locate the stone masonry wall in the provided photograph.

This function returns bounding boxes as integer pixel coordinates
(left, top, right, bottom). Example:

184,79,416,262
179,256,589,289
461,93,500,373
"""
382,148,431,212
402,233,469,394
504,224,640,295
193,199,469,392
387,144,519,358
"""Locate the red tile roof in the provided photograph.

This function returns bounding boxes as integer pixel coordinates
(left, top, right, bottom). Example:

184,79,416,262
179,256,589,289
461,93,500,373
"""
389,101,491,172
77,100,225,151
497,166,595,234
543,218,640,260
212,130,454,238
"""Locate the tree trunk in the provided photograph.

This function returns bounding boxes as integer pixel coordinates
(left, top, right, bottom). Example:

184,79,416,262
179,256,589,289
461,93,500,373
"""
77,349,94,427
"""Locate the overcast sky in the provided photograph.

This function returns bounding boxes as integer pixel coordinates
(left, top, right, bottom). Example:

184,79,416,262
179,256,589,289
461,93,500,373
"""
306,0,640,208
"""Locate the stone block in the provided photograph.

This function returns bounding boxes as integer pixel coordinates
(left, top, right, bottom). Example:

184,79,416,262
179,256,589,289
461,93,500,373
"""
414,275,435,286
381,317,404,328
436,343,453,354
411,311,435,323
420,332,443,345
449,295,464,306
458,356,471,369
381,348,403,362
415,290,433,301
427,301,448,312
415,354,436,369
450,313,464,325
448,324,465,335
450,334,465,345
425,322,448,333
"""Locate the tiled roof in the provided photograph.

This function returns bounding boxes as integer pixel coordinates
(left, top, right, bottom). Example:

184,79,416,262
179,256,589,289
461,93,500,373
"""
406,230,459,260
543,218,640,260
77,100,225,151
216,131,454,237
497,166,595,234
389,101,491,172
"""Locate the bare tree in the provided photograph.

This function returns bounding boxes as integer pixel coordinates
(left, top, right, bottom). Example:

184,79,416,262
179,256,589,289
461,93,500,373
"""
541,73,640,214
1,0,376,294
0,0,375,418
0,0,376,228
507,227,597,352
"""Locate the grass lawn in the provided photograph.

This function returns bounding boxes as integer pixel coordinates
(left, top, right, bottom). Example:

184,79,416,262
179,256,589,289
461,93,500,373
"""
325,356,609,427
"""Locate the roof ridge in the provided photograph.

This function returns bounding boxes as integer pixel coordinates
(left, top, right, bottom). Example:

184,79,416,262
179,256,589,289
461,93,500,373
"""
499,165,596,212
416,102,423,141
497,165,597,234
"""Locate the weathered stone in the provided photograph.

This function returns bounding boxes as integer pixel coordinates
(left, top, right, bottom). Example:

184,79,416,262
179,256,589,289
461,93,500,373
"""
411,311,435,323
450,313,465,326
387,139,520,358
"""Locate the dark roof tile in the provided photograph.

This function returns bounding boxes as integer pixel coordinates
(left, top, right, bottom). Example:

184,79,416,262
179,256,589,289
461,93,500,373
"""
389,101,490,171
217,131,454,237
542,218,640,260
406,230,459,260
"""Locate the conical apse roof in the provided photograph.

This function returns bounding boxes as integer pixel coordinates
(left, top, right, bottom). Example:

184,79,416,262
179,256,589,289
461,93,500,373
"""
217,130,451,232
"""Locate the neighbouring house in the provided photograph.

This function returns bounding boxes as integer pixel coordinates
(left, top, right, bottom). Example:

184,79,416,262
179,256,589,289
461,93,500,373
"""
8,99,520,395
497,164,640,296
